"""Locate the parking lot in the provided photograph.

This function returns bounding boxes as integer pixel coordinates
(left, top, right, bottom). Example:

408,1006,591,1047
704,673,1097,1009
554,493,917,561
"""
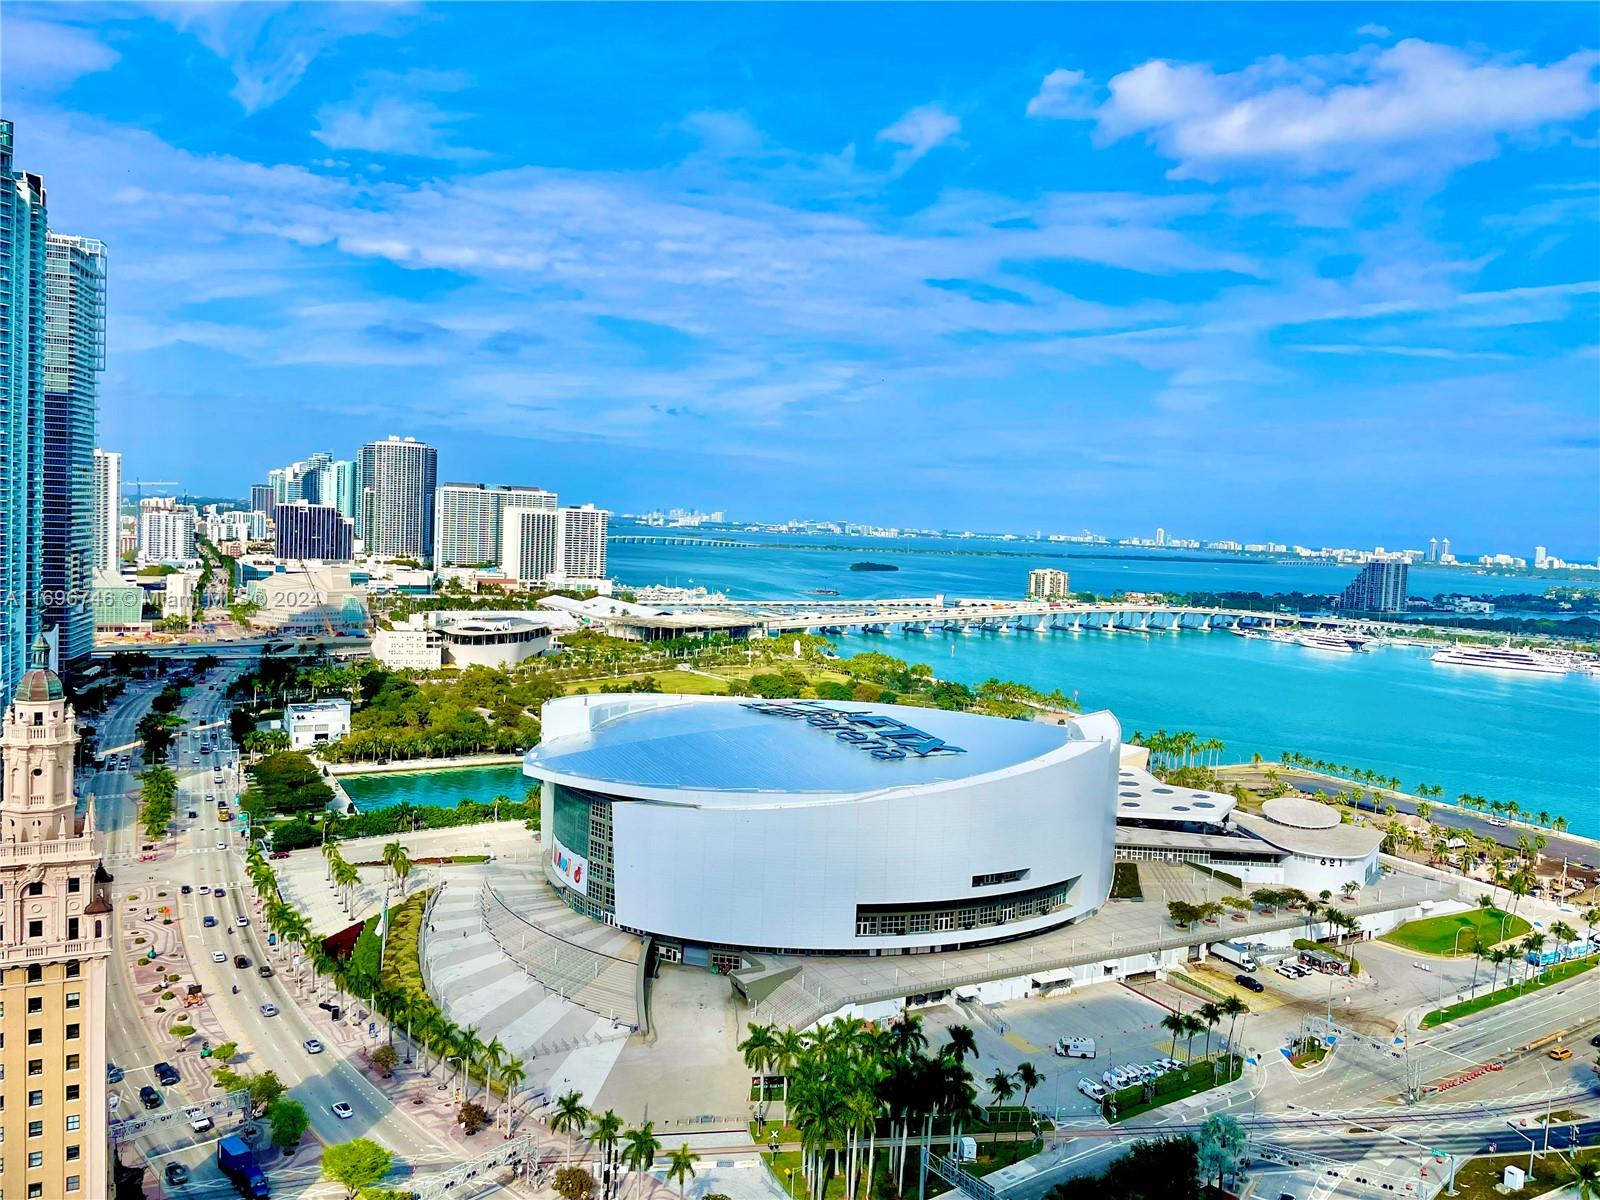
919,984,1185,1117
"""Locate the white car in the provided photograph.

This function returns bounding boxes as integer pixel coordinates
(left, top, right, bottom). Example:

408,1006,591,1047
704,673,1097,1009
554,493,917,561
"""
216,842,226,851
331,1102,354,1120
211,951,227,964
236,916,249,927
1077,1078,1108,1102
108,1093,121,1112
259,1003,279,1018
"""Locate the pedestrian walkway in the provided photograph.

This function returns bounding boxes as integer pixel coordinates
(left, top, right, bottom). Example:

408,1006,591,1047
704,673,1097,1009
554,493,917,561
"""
421,876,632,1110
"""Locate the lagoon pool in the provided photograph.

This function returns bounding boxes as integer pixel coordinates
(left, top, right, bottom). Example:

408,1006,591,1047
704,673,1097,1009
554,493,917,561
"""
339,764,532,812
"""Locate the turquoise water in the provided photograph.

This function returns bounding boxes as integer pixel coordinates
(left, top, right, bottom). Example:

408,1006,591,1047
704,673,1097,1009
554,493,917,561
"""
339,764,531,811
605,537,1600,837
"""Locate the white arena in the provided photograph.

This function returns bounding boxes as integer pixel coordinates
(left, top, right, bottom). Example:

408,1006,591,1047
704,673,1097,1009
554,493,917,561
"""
523,694,1120,955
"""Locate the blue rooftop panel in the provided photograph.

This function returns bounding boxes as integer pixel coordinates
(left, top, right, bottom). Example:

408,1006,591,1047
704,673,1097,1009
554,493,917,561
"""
525,698,1076,796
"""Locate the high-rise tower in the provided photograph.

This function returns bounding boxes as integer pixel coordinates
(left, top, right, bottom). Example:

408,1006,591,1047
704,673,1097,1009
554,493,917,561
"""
41,235,107,664
358,436,437,563
92,450,121,573
0,636,113,1198
0,119,49,697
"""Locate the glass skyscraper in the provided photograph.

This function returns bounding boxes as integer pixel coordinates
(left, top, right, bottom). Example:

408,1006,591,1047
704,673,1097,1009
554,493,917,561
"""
1,119,49,695
42,234,107,663
358,436,437,563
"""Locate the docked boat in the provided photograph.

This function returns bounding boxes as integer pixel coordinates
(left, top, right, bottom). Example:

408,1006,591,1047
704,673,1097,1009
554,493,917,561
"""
1430,645,1572,675
1292,631,1370,654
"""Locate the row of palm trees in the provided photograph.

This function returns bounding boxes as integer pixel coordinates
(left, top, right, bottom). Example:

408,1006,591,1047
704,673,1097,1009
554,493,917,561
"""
739,1015,995,1200
1159,997,1249,1065
243,840,530,1132
550,1095,701,1200
1132,730,1227,774
1276,751,1571,833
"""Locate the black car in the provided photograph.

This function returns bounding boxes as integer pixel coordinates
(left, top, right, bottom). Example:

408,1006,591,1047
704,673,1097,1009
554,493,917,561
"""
1591,1033,1600,1048
106,1063,124,1084
139,1085,162,1110
154,1061,181,1086
234,954,252,969
180,885,193,895
1236,974,1266,993
213,887,225,897
165,1162,191,1186
257,964,274,978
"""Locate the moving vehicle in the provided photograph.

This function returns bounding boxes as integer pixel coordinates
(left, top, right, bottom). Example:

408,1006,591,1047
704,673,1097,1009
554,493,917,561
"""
154,1062,181,1085
217,1134,270,1198
107,1063,124,1084
1236,974,1266,993
260,1003,279,1017
257,964,274,978
204,915,218,928
213,887,226,897
108,1092,121,1112
234,955,251,969
1548,1046,1573,1061
212,951,228,963
331,1102,354,1120
140,1085,163,1109
1054,1036,1096,1059
165,1162,191,1186
303,1039,325,1055
185,1106,214,1133
236,915,250,927
1210,941,1260,971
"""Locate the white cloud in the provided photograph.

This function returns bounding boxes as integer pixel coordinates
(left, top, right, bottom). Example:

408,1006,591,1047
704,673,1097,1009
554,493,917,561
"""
1026,68,1096,120
1290,343,1512,361
1096,39,1600,178
314,72,482,160
0,14,119,93
149,2,415,113
1357,24,1392,39
876,103,961,171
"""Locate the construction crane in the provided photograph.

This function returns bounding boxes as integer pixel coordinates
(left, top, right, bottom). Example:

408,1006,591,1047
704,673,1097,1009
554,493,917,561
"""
123,480,181,502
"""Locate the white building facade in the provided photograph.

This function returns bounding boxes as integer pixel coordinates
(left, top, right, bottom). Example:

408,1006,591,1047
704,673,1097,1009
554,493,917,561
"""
525,695,1120,954
137,498,197,565
92,449,121,573
284,699,351,749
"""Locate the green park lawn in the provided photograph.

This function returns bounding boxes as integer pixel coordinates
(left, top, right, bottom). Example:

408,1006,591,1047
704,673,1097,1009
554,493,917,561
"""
1421,958,1595,1027
1381,907,1529,957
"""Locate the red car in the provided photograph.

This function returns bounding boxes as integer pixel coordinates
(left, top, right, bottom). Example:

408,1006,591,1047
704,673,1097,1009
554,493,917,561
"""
270,851,289,860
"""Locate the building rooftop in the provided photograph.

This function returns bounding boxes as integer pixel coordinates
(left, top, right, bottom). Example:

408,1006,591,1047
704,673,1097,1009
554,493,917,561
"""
1114,766,1236,824
525,694,1108,803
1233,805,1384,860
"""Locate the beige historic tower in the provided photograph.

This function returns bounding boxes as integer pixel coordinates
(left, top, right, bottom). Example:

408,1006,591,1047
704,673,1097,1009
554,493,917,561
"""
0,635,111,1199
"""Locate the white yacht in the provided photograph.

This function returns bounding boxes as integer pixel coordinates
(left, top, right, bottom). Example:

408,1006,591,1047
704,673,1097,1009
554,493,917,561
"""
1292,631,1369,654
1430,645,1572,675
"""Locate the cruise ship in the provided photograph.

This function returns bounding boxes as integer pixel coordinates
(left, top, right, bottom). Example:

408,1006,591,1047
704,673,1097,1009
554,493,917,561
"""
1291,631,1371,654
1431,645,1573,675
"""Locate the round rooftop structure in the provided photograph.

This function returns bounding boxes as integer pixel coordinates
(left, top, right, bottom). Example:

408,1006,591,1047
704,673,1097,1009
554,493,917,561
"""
13,634,64,703
521,693,1122,953
1261,795,1341,830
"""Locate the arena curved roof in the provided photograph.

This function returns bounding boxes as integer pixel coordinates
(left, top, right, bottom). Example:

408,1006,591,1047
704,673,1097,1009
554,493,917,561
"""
524,694,1110,802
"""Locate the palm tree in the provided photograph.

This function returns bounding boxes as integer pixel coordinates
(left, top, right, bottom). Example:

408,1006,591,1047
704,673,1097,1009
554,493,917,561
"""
592,1109,625,1198
1220,996,1249,1054
665,1145,698,1199
1197,1002,1223,1060
1573,1160,1600,1200
622,1122,663,1200
456,1026,489,1100
1161,1011,1187,1060
1181,1012,1206,1062
944,1024,978,1064
498,1057,527,1134
1015,1061,1043,1110
551,1090,591,1162
1486,947,1510,995
988,1068,1016,1107
738,1024,778,1101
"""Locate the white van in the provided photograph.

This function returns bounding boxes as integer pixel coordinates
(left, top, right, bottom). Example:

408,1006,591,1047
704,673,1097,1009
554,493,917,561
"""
1077,1078,1108,1102
1055,1036,1096,1059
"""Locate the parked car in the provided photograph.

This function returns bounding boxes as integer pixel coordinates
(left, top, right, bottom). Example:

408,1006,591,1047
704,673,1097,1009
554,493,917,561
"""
1236,974,1266,993
1077,1078,1108,1102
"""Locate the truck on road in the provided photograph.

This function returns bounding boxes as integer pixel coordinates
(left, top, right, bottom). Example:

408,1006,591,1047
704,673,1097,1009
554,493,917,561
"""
1209,941,1259,971
217,1135,269,1198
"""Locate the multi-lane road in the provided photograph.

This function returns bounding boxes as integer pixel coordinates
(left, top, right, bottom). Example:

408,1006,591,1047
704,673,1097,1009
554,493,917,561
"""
97,666,453,1196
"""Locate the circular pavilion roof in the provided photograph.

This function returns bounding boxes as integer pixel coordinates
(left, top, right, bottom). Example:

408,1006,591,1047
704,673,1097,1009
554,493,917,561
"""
1261,795,1340,830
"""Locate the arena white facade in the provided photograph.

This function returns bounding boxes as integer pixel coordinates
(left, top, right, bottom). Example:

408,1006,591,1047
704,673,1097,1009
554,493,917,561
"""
523,694,1120,954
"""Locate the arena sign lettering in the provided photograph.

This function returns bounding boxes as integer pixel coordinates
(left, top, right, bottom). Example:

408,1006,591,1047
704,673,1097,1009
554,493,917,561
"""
740,700,965,761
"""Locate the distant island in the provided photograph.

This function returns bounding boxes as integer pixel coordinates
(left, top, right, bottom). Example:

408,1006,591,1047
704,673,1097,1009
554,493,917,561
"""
850,561,899,572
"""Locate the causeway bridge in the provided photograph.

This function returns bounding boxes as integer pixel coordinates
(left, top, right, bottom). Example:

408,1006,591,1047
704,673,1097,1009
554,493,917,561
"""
651,596,1395,639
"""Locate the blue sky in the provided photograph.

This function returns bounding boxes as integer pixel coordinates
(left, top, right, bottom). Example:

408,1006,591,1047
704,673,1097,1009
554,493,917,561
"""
6,3,1599,556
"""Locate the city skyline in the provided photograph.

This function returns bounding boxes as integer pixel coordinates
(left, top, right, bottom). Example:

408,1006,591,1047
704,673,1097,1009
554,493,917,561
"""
6,6,1599,555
